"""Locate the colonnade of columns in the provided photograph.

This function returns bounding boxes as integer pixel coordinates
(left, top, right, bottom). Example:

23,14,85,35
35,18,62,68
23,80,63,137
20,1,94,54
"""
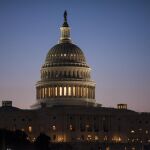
41,69,90,80
36,85,95,100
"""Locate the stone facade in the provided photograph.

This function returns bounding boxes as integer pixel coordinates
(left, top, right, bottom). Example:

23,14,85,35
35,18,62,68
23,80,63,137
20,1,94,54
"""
0,105,150,145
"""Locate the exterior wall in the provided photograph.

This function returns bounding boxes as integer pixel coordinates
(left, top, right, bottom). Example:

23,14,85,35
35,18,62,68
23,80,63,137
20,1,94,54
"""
0,106,150,144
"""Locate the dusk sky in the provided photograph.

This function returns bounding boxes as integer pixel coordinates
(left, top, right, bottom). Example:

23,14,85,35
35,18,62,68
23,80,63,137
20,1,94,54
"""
0,0,150,112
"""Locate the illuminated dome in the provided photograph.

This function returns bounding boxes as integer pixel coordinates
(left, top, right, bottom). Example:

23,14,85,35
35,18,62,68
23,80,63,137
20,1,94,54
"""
44,43,87,67
32,11,96,108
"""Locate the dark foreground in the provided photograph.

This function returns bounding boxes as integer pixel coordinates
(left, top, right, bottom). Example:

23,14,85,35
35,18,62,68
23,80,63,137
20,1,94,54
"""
0,129,150,150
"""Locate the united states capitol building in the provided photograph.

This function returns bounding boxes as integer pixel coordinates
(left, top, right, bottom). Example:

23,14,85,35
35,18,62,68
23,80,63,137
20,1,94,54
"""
0,11,150,149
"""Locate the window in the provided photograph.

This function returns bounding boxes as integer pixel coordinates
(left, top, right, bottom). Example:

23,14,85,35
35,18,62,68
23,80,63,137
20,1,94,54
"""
52,125,56,131
83,87,86,97
42,88,44,98
131,130,135,133
21,128,25,132
73,86,75,96
64,87,66,96
55,87,57,96
45,88,47,96
68,87,71,96
80,87,82,97
28,126,32,133
86,88,88,97
104,136,107,141
48,87,51,96
146,130,149,134
59,87,62,96
95,135,98,140
69,124,73,131
87,135,92,140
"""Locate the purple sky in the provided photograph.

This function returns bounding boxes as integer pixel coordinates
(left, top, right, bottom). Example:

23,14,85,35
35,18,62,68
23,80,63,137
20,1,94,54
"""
0,0,150,112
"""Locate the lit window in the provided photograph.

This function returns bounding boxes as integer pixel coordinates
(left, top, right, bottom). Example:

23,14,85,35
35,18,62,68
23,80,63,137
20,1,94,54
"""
57,135,64,142
73,86,75,96
48,87,51,96
32,137,36,142
104,136,107,141
146,130,149,134
118,137,121,142
21,128,25,131
86,88,88,97
64,87,66,96
131,130,135,133
69,124,73,131
95,135,98,140
59,87,62,96
80,87,82,96
87,135,92,140
52,125,56,131
83,87,85,97
45,88,47,95
42,88,44,98
55,87,57,96
28,126,32,133
68,87,71,96
106,147,110,150
139,128,142,131
77,86,80,97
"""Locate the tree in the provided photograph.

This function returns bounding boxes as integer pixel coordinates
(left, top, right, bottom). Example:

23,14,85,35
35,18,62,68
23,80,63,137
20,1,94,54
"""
35,133,51,150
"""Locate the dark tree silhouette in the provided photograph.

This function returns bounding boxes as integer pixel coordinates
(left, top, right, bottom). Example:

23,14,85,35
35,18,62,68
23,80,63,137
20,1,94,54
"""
34,133,51,150
0,129,32,150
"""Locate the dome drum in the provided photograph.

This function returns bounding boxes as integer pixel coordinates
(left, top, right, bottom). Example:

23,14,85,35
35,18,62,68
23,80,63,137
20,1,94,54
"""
36,83,95,101
40,67,91,81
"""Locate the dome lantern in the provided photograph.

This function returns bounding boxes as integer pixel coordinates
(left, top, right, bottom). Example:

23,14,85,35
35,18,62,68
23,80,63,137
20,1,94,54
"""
60,10,71,43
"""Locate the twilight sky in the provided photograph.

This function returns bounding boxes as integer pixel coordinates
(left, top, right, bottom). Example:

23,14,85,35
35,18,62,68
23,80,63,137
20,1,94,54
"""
0,0,150,112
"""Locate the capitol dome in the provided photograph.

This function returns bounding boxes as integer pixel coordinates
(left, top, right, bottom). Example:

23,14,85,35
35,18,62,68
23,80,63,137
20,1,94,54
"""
33,11,96,108
44,42,87,67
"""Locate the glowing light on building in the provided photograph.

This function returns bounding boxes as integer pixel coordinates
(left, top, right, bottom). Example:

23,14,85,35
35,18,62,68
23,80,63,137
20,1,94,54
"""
64,86,66,96
87,135,92,140
28,126,32,133
52,125,56,131
68,87,71,96
131,130,135,133
59,87,62,96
